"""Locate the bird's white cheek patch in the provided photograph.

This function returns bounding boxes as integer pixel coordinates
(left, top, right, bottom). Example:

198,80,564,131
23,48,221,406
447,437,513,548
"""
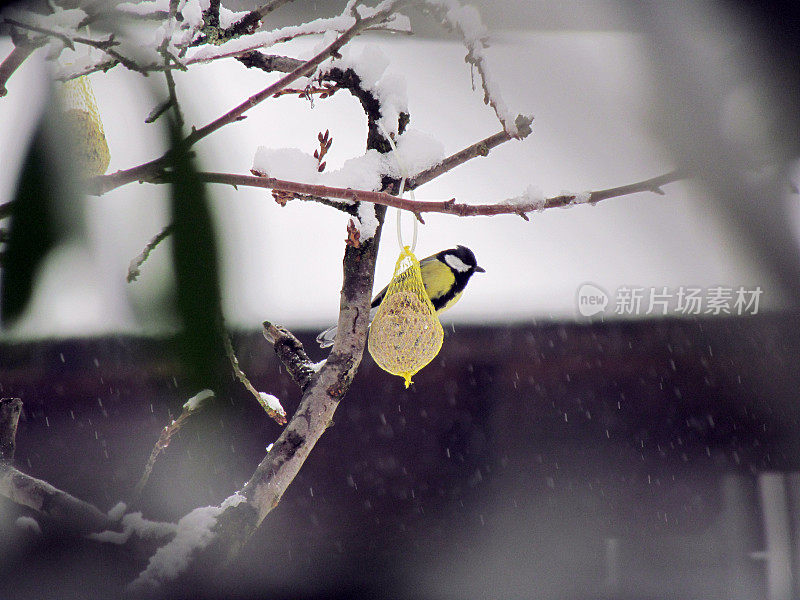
444,254,471,273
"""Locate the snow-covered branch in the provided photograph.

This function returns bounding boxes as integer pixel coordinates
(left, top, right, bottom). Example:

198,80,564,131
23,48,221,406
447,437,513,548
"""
1,0,408,81
169,168,686,222
419,0,531,137
186,11,410,65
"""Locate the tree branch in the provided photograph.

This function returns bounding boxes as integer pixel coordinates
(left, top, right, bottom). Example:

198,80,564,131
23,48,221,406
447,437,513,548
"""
407,129,516,189
191,211,385,572
127,224,174,282
131,390,216,504
224,332,287,424
0,397,22,460
0,40,41,98
218,0,295,40
166,30,408,576
85,7,398,197
0,460,114,534
152,169,687,221
262,321,318,391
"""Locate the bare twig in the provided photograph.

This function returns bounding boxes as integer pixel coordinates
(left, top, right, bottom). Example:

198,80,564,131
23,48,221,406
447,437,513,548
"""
127,224,174,282
223,333,287,425
407,128,518,189
0,398,22,460
2,19,152,76
132,409,191,502
0,41,41,98
131,390,215,504
3,18,76,50
313,129,332,171
162,53,183,126
420,0,529,137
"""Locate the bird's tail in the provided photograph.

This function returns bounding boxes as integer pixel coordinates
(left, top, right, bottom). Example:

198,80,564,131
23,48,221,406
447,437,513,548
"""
317,307,379,348
316,324,338,348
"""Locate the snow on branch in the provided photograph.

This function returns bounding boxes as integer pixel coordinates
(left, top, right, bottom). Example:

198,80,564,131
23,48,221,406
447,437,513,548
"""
2,0,408,81
186,10,410,65
182,168,686,222
252,128,443,199
318,42,410,137
86,8,399,197
127,491,247,593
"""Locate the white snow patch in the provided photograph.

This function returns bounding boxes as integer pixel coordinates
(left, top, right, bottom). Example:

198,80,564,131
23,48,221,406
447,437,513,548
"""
116,0,171,16
219,7,249,29
573,191,593,205
107,501,127,522
253,147,320,182
15,516,41,535
356,203,379,240
220,491,247,509
259,392,286,417
311,360,327,372
385,129,445,179
504,185,546,212
128,505,222,593
89,511,178,545
188,14,357,64
558,190,594,208
253,129,442,197
324,150,385,190
252,147,383,193
322,43,409,136
183,389,215,412
348,44,390,89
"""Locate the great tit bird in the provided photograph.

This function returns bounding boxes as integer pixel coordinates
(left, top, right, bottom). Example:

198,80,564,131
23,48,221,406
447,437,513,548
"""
317,245,485,348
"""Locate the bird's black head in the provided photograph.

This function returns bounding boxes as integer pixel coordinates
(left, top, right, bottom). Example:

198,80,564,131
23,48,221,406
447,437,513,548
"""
439,245,485,276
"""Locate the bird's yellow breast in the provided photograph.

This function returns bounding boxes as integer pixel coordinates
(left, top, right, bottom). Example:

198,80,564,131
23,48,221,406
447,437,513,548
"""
420,259,463,313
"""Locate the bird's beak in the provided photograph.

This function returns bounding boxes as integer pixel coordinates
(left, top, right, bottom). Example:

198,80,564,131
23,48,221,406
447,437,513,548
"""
474,265,486,273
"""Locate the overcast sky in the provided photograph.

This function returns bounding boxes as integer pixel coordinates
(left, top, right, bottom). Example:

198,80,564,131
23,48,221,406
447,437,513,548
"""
1,1,798,338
